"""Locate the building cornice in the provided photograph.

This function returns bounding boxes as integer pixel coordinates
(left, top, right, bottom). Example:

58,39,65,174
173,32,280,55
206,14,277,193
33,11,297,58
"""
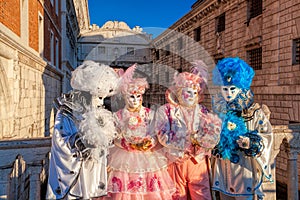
0,28,44,65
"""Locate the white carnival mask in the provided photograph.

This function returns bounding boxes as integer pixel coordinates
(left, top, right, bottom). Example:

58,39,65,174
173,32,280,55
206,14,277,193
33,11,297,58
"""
179,87,199,107
91,95,106,109
125,93,143,110
221,85,241,102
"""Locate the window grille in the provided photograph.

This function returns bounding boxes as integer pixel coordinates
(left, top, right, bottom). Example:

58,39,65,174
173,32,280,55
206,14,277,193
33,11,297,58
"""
166,45,170,56
178,37,183,50
194,27,201,42
247,47,262,70
165,71,169,83
293,38,300,64
155,50,160,60
248,0,262,20
216,13,225,33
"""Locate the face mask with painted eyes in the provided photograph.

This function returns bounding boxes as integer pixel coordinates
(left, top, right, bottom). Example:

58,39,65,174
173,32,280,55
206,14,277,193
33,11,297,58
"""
221,85,241,102
178,87,199,107
125,93,143,109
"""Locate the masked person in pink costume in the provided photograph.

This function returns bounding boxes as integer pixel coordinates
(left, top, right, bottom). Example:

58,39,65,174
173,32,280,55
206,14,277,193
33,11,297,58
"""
104,64,176,200
211,57,273,200
153,61,222,200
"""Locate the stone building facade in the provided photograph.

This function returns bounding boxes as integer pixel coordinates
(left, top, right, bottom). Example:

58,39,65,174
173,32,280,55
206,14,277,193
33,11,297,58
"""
150,0,300,198
0,0,88,199
77,21,152,68
60,0,90,93
0,0,61,140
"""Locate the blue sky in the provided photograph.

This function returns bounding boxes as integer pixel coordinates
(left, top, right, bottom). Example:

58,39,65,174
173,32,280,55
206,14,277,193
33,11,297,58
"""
88,1,196,38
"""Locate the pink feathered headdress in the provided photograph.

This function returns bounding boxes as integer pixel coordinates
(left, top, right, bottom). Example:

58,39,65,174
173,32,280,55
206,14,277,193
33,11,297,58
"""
190,60,209,86
119,63,149,95
173,72,203,92
166,60,209,105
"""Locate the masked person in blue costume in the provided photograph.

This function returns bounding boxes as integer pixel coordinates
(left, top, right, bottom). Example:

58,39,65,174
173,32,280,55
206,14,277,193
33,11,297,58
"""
46,61,119,199
211,57,273,200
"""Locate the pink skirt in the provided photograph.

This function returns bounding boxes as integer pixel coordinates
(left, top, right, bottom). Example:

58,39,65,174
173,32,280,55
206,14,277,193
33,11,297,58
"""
105,146,176,200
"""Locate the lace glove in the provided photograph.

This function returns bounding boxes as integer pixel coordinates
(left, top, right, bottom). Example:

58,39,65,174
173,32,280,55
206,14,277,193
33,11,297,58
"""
236,136,250,149
241,132,263,157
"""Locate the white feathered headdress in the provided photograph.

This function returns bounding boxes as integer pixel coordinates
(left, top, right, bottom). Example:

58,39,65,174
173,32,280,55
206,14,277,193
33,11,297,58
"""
71,60,120,97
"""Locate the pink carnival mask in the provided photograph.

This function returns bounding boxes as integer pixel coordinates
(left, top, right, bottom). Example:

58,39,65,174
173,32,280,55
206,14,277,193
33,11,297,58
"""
125,93,143,109
179,87,199,107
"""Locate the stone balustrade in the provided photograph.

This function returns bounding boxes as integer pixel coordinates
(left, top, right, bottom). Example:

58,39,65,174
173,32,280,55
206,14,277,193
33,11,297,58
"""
0,137,51,199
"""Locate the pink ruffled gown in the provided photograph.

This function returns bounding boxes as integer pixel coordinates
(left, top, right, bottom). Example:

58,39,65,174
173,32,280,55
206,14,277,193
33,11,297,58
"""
104,106,176,200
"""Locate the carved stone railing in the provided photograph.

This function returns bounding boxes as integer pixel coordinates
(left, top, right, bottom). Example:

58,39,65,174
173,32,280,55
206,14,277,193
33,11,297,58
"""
0,137,51,200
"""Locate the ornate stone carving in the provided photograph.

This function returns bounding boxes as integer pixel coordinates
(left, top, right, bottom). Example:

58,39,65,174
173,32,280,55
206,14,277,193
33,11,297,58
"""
245,15,262,47
133,26,143,33
215,32,225,55
102,21,131,30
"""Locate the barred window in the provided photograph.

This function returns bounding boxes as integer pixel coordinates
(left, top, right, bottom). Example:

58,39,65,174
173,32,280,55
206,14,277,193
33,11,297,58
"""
247,47,262,70
216,13,225,33
155,50,160,60
248,0,262,20
166,45,170,56
165,71,169,83
194,27,201,42
178,37,183,50
292,38,300,64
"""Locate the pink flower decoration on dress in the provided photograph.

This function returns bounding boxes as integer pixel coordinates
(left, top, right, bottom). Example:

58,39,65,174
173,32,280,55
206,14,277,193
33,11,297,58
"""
127,115,142,130
127,177,144,192
112,176,122,192
149,174,162,192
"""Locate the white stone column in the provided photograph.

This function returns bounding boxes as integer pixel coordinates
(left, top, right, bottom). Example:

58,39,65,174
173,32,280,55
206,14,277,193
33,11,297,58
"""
287,150,299,200
286,124,300,200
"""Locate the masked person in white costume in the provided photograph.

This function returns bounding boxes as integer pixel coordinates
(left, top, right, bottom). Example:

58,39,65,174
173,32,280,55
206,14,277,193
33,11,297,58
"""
211,57,273,200
46,61,119,199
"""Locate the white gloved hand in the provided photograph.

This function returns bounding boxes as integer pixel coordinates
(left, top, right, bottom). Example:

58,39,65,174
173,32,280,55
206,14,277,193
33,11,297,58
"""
236,136,250,149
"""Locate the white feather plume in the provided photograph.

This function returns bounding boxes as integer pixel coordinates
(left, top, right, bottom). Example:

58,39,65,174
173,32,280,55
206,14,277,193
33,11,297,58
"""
79,107,118,160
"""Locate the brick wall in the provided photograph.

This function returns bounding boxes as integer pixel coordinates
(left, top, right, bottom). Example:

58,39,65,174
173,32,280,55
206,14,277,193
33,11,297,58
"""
28,0,43,51
151,0,300,192
0,0,20,36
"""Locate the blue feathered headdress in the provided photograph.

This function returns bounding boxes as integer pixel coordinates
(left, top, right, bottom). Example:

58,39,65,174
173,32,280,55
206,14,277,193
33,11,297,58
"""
212,57,255,89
